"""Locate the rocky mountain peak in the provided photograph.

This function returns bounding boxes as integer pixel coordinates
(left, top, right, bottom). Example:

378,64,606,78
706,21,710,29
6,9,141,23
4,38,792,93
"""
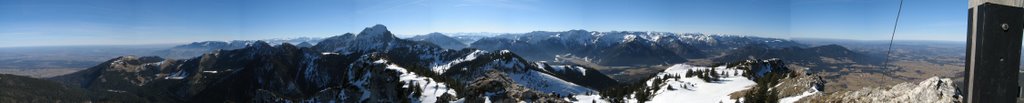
409,32,468,49
413,32,454,41
426,32,445,36
296,42,313,47
248,40,272,48
357,24,397,40
566,29,589,33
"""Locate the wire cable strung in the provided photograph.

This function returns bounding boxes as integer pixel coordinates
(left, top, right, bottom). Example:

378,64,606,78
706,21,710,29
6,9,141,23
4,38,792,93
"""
883,0,905,69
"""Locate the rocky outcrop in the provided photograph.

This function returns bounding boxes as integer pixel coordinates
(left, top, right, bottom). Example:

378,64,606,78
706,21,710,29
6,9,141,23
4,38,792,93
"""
464,70,568,103
803,77,962,103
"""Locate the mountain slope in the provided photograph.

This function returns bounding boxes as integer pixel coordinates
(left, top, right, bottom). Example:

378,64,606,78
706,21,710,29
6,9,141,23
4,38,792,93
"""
0,74,90,102
714,44,885,72
717,44,880,63
538,64,621,90
408,32,469,49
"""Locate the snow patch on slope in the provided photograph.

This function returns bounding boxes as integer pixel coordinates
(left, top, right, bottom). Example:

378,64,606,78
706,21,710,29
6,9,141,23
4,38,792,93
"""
507,70,595,95
644,64,755,103
569,64,756,103
431,50,487,74
569,94,610,103
622,35,637,42
380,60,459,103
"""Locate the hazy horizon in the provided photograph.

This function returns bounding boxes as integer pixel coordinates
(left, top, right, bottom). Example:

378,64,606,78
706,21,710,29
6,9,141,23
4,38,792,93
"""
0,0,966,47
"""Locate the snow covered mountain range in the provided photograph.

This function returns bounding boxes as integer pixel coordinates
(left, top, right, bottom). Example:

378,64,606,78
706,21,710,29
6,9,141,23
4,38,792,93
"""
467,30,804,66
401,30,824,67
151,37,323,59
0,24,960,103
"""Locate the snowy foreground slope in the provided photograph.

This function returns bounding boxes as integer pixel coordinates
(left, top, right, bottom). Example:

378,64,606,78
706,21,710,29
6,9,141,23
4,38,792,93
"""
567,64,760,103
640,64,755,103
570,61,960,103
567,59,827,103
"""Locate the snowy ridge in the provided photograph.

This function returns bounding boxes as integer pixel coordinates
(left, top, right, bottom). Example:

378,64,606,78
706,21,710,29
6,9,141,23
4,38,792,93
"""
164,70,188,80
546,65,588,76
488,29,797,49
431,50,487,74
377,60,460,103
517,30,731,46
779,85,818,103
471,29,804,66
622,35,638,43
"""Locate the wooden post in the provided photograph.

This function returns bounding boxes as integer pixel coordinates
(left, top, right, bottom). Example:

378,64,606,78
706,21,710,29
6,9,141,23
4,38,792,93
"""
966,0,1023,103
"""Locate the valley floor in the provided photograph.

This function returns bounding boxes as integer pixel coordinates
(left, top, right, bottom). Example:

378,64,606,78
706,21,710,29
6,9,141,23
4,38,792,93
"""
0,68,82,78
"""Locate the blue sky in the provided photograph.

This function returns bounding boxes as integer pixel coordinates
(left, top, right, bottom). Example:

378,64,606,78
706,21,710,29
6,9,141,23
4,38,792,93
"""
0,0,966,47
791,0,966,41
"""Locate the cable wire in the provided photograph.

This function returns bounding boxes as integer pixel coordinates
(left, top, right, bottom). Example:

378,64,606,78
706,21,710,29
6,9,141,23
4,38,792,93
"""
883,0,904,69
